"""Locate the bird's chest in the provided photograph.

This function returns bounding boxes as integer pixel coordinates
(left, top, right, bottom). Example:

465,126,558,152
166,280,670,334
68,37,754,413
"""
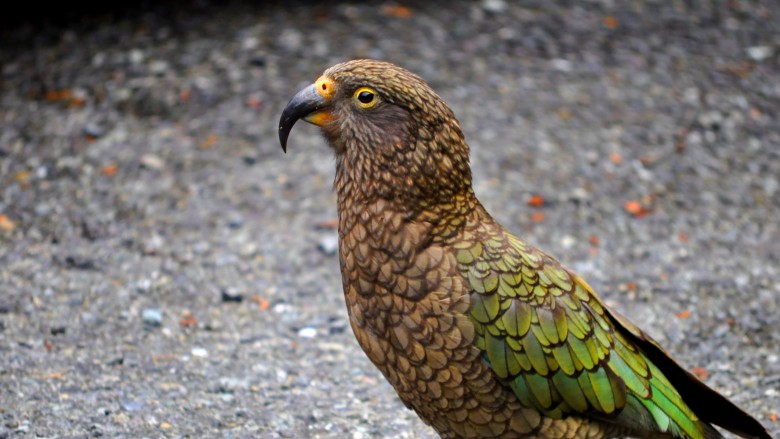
336,201,488,415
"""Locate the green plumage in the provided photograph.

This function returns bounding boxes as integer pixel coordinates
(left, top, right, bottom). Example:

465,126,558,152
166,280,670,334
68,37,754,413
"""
459,223,706,439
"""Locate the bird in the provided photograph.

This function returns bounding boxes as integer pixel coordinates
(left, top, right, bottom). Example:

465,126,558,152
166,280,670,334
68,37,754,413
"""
278,59,772,439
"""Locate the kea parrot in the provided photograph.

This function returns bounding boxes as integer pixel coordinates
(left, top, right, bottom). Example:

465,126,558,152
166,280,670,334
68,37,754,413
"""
278,59,771,439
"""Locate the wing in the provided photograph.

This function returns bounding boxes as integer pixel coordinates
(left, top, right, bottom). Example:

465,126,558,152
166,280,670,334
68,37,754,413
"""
454,228,708,439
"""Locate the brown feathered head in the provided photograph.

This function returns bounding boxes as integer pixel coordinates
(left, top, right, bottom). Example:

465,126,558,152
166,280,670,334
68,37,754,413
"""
279,60,473,206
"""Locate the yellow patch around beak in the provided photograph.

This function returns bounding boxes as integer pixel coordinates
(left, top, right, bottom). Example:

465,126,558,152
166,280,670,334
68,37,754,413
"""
303,75,337,126
304,110,335,126
314,75,336,101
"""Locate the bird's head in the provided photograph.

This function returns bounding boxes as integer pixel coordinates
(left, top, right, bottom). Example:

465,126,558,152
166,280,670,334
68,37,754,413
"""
279,60,473,207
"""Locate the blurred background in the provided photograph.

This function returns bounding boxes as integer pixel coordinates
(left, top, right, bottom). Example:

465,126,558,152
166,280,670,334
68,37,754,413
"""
1,1,778,437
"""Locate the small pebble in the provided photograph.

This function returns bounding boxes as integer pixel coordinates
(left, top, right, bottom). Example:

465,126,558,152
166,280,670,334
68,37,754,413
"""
221,288,244,303
273,303,292,314
217,377,250,392
317,234,339,256
141,308,163,326
550,59,572,72
140,154,165,170
128,49,144,64
120,399,145,412
559,235,576,249
149,60,169,75
227,216,243,229
135,279,152,293
83,122,105,138
191,347,208,358
192,241,210,254
482,0,506,13
242,37,259,50
278,29,303,51
746,46,773,62
298,327,317,338
249,56,266,67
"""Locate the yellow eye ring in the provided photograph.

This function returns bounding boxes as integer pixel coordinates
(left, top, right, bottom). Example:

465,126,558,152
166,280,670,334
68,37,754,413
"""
353,87,378,109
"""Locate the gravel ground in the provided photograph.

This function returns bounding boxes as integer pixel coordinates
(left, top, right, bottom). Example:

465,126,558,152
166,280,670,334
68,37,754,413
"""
1,1,779,438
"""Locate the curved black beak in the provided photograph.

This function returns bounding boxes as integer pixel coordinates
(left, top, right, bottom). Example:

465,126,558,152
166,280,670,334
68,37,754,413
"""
278,84,330,153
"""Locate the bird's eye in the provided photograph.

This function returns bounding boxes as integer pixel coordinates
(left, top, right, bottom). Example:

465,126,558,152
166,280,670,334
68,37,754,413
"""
358,91,373,103
353,87,378,109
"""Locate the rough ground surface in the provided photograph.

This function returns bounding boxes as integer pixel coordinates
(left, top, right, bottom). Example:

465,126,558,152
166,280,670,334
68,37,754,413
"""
1,1,779,438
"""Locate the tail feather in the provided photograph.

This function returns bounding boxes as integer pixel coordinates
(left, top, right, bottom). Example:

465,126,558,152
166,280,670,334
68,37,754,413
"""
606,308,772,439
702,422,726,439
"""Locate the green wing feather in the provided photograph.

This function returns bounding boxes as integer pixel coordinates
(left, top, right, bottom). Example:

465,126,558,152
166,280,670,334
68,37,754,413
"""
457,227,707,439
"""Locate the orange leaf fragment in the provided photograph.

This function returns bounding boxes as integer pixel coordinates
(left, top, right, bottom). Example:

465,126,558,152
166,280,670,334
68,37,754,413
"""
678,232,689,243
589,235,599,246
15,170,30,183
382,5,412,18
639,155,656,166
691,367,709,380
101,164,118,177
33,370,67,380
251,295,271,311
530,212,545,223
625,282,637,292
609,152,623,164
314,218,339,230
259,298,270,311
676,310,691,319
769,413,778,422
152,354,177,364
200,134,218,149
69,96,86,107
624,201,642,214
246,96,262,109
179,310,197,328
528,194,544,207
603,16,618,29
556,107,572,121
45,89,73,101
623,200,650,218
676,128,689,153
723,61,754,79
0,214,15,232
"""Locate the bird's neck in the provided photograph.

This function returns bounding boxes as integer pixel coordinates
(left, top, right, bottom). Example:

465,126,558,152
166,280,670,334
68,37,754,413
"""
334,152,481,238
333,120,477,217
